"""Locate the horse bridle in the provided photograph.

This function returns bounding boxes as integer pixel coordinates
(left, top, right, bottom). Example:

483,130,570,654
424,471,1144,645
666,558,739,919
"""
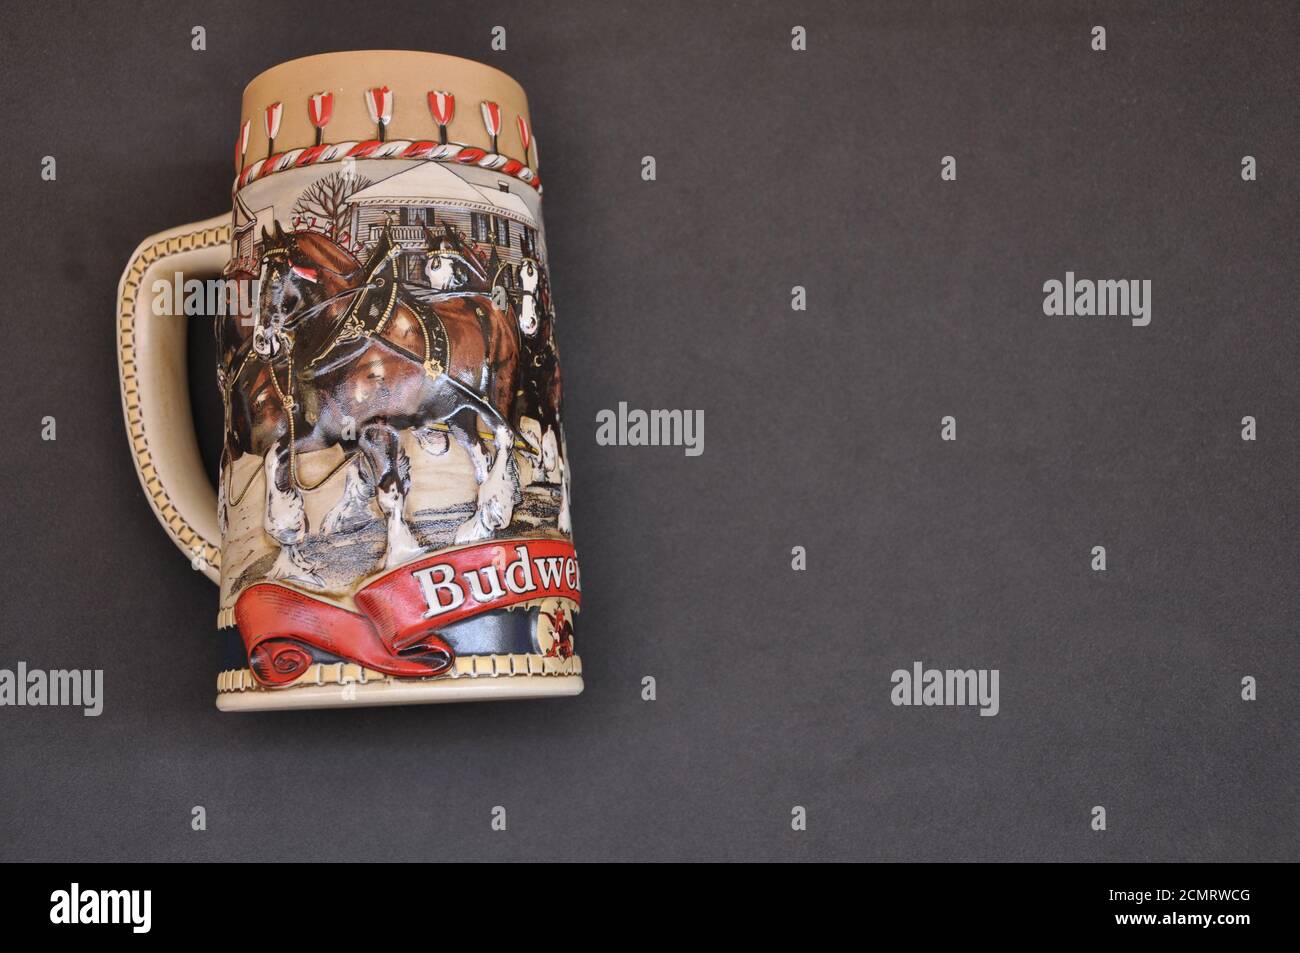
516,261,544,317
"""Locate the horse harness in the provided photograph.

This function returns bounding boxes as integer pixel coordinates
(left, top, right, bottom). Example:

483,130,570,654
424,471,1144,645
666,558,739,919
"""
307,240,449,381
221,237,455,494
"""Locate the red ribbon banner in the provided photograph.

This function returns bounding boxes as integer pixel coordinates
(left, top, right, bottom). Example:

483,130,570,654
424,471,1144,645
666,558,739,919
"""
234,538,581,686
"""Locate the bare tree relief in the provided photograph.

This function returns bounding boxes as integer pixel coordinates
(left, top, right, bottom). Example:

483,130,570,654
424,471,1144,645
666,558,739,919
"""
291,171,373,241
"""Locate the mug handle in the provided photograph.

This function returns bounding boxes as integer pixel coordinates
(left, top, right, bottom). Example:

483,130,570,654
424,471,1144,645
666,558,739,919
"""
116,215,231,585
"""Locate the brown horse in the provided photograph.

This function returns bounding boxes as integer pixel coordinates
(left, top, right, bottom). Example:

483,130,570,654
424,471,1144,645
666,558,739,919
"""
224,222,522,586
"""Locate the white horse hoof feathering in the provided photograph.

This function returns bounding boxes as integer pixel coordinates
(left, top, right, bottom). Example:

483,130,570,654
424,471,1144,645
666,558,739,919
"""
262,447,324,588
540,426,560,484
319,460,376,536
454,423,519,543
558,458,573,536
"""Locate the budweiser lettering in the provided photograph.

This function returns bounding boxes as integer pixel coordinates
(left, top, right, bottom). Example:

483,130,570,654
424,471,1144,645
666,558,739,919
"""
412,544,581,618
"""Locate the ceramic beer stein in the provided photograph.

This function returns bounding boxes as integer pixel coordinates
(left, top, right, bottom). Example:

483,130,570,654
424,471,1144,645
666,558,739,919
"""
116,51,581,711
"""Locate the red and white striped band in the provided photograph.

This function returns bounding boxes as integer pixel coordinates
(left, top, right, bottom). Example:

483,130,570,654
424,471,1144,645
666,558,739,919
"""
235,140,541,193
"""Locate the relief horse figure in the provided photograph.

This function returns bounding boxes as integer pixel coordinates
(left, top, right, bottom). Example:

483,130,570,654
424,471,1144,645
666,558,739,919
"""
420,222,491,293
511,256,569,530
223,221,522,586
513,259,562,445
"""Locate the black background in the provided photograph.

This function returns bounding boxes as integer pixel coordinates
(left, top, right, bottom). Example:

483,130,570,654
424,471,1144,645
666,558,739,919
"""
0,0,1296,862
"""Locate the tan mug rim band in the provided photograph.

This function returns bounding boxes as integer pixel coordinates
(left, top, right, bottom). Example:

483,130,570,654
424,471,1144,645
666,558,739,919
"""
241,49,527,102
235,49,538,191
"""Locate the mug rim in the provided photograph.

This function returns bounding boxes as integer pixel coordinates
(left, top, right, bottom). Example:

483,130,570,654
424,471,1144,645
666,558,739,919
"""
241,49,528,101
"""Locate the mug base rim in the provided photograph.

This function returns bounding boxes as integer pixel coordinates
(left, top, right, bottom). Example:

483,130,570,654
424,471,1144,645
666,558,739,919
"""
215,660,583,712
